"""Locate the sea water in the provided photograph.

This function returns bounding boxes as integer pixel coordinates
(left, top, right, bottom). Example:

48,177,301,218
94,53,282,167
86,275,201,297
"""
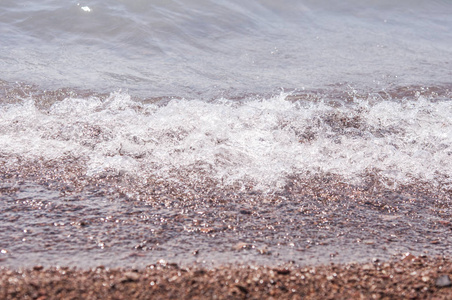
0,0,451,268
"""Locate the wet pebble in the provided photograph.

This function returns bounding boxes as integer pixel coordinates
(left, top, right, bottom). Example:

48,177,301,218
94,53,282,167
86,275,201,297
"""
435,275,452,288
119,272,140,283
199,227,215,233
402,253,416,262
258,247,271,255
235,284,249,294
33,266,44,271
233,242,251,251
274,268,290,275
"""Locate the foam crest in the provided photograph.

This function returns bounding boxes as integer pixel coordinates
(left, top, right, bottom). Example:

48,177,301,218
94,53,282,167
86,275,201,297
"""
1,92,451,191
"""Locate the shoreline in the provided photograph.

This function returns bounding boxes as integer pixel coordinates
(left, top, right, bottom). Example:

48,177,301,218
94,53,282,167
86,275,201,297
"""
2,175,452,269
2,256,451,299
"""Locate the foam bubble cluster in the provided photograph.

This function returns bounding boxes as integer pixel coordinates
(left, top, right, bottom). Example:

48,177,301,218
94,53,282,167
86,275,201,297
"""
1,91,451,191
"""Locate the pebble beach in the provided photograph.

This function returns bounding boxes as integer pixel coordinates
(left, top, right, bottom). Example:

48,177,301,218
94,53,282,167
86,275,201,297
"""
1,1,452,298
1,256,452,299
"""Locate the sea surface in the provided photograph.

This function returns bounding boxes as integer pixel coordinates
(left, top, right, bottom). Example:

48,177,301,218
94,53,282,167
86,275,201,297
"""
1,0,451,268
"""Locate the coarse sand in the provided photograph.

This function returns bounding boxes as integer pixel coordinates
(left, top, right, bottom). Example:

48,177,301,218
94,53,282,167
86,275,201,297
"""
1,256,451,299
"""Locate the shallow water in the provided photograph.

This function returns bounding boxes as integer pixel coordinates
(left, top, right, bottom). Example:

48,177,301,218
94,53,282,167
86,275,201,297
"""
1,0,451,97
1,0,452,268
1,176,451,268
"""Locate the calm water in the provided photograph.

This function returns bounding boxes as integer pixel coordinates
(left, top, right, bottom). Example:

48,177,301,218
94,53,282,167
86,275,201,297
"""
0,0,451,268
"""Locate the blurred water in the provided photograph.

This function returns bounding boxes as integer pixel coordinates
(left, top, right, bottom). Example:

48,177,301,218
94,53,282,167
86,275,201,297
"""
1,0,451,97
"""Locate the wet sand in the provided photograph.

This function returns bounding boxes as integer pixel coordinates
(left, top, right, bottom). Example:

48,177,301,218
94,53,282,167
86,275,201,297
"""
1,256,451,299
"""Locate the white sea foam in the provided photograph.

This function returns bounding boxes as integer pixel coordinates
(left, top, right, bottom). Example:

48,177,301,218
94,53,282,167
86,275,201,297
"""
1,91,451,191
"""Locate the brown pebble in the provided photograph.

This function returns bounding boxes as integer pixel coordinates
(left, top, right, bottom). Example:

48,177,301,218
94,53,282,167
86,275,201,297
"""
438,221,451,226
274,268,291,275
199,227,215,233
120,271,140,283
33,265,44,271
235,284,249,294
78,220,89,227
402,253,416,262
193,270,206,276
258,247,270,255
233,242,250,251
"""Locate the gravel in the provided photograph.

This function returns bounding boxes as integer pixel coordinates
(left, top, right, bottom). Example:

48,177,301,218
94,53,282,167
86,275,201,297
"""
1,256,451,299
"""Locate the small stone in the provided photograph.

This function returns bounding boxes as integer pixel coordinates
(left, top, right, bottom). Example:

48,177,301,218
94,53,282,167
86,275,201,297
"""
274,268,290,275
168,263,178,269
402,253,416,262
438,221,451,226
78,220,89,227
120,271,140,282
258,247,270,255
233,242,250,251
235,284,249,294
193,270,206,276
435,275,452,288
33,265,44,271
